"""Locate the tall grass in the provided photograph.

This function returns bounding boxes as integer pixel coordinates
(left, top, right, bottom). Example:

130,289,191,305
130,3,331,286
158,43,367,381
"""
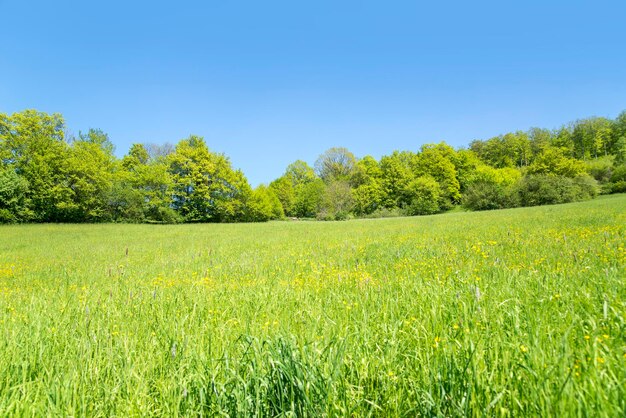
0,195,624,416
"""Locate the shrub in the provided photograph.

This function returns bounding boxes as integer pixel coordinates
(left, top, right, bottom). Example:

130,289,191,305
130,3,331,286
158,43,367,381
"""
514,175,597,207
572,174,599,199
462,182,518,211
152,206,183,224
608,165,626,193
585,156,614,183
360,207,405,219
610,165,626,181
610,181,626,193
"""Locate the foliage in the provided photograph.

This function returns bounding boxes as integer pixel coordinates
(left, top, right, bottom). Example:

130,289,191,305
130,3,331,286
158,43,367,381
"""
245,185,284,222
462,182,518,211
608,164,626,193
269,160,317,217
527,147,587,178
359,206,405,218
514,174,598,207
585,155,615,184
269,176,295,216
470,131,531,168
351,156,384,215
379,151,415,209
318,180,354,220
570,117,614,159
0,168,31,222
314,147,357,183
0,110,72,221
289,179,323,218
412,143,461,209
470,165,521,187
168,136,250,222
352,180,384,216
62,130,116,222
403,175,441,215
2,108,626,223
285,159,317,185
122,149,178,223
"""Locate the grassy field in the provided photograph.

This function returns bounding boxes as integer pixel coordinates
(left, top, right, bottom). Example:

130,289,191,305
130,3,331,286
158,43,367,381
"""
0,195,625,416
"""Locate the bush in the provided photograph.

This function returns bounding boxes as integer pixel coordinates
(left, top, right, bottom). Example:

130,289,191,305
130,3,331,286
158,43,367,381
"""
607,164,626,193
514,175,597,207
316,210,353,221
360,207,405,219
608,165,626,193
585,156,614,183
151,206,183,224
0,208,17,223
462,182,518,211
610,181,626,193
572,174,599,199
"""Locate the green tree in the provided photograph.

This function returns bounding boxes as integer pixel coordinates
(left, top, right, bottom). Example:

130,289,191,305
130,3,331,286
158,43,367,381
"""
318,180,354,220
0,110,73,221
269,176,295,216
379,151,415,208
271,160,318,217
584,155,615,184
0,167,32,222
470,136,514,168
527,147,586,178
514,175,597,207
352,181,384,215
404,175,441,215
608,165,626,193
114,143,178,223
413,143,460,209
351,156,384,215
448,149,482,193
285,160,317,184
570,117,613,159
168,136,251,222
613,136,626,165
612,111,626,160
61,129,116,221
470,165,521,187
462,182,518,211
245,185,284,222
314,147,357,183
293,179,325,218
551,127,575,158
504,131,532,167
528,127,552,157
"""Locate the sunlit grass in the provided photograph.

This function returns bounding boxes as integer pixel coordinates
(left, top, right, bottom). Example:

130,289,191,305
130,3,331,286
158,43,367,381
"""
0,195,625,416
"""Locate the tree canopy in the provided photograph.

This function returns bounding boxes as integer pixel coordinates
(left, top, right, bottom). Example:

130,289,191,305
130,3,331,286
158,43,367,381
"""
1,109,625,223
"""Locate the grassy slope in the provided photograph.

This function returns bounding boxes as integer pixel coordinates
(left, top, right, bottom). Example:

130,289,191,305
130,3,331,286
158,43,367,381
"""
0,195,625,416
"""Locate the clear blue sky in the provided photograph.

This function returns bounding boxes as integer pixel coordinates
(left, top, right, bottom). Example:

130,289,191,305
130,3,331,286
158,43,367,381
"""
2,0,625,186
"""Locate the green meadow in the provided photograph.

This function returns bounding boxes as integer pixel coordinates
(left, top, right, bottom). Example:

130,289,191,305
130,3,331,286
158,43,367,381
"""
0,195,624,417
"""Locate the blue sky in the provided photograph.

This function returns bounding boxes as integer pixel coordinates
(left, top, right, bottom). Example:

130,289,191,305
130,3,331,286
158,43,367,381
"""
1,0,625,186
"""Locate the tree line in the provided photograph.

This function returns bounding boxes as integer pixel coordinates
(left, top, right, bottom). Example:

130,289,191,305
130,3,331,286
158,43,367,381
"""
1,109,625,223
